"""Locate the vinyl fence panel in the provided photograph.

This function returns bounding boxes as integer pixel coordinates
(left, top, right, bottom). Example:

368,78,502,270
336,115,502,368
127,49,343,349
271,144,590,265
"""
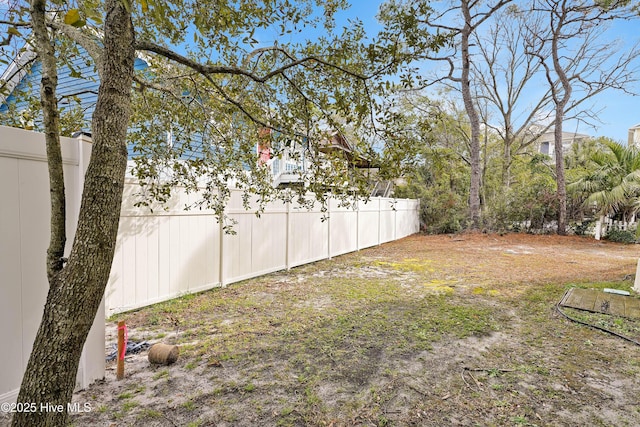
329,200,359,257
288,205,329,267
221,192,289,284
379,199,397,243
0,126,103,404
395,199,421,237
357,198,381,249
106,187,419,316
108,182,221,313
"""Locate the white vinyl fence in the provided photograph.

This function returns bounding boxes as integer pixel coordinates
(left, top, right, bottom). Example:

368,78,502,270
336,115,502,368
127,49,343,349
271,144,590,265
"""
107,183,419,315
0,125,104,404
594,217,637,240
1,125,419,404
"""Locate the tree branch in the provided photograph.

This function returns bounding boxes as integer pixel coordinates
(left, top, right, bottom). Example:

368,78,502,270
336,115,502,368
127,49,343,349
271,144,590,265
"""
135,40,369,83
31,0,66,282
0,19,31,26
49,21,103,72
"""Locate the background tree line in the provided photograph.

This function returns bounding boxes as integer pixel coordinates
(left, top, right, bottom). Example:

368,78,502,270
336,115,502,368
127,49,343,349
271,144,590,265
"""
383,0,640,236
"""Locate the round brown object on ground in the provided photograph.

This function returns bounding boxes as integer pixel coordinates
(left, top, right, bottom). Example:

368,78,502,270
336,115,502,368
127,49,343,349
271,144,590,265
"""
148,343,179,365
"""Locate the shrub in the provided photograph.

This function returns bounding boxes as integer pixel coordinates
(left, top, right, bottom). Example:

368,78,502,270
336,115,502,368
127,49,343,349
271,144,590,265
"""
571,220,595,236
605,227,638,244
393,166,469,234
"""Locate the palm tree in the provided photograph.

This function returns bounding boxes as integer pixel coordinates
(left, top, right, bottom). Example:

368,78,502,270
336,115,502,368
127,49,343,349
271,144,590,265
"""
569,138,640,223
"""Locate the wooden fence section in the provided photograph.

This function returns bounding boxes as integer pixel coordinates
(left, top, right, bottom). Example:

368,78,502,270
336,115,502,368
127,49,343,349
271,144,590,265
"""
106,186,420,315
0,125,104,404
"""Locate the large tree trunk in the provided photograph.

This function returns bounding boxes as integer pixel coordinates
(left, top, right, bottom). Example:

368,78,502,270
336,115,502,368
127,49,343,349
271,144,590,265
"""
502,136,512,188
550,12,570,237
553,112,567,235
12,1,134,425
461,1,482,230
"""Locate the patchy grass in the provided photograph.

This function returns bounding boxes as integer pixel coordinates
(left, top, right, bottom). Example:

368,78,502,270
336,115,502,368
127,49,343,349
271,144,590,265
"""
69,233,640,427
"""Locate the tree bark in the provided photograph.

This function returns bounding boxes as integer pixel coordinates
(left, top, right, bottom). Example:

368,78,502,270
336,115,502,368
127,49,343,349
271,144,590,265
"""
30,0,66,281
502,133,512,188
550,6,571,236
461,0,482,230
12,0,134,425
553,112,567,235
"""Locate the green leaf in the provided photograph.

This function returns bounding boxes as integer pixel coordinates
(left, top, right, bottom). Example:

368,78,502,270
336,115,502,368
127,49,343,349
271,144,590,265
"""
64,9,82,26
7,27,21,37
84,4,103,25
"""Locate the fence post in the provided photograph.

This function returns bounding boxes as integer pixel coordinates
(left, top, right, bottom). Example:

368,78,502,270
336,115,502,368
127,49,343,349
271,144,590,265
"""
394,200,397,240
356,200,360,251
377,197,382,245
218,190,225,287
634,259,640,294
76,134,91,206
286,197,291,270
327,198,332,259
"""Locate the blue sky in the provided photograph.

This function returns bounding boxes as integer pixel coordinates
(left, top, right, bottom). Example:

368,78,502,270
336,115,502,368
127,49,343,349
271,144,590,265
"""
336,1,640,143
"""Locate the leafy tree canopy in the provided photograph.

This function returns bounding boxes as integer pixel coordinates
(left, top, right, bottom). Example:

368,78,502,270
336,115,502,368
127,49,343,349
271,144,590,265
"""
569,138,640,221
1,0,428,218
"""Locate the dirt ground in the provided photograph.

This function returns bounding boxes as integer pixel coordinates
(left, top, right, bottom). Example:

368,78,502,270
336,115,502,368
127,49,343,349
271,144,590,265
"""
6,233,640,426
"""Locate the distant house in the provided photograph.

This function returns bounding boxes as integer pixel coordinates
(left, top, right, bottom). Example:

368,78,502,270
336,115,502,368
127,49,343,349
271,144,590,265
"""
628,123,640,147
535,129,591,160
0,45,148,156
257,128,381,191
255,127,309,187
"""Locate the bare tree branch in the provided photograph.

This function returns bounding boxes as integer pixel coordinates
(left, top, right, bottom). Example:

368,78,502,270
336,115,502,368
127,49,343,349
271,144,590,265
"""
522,0,640,234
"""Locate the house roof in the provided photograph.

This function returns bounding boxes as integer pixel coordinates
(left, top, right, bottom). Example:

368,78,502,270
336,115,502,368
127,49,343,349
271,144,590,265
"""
317,132,376,168
318,132,353,153
0,45,37,105
536,129,591,144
